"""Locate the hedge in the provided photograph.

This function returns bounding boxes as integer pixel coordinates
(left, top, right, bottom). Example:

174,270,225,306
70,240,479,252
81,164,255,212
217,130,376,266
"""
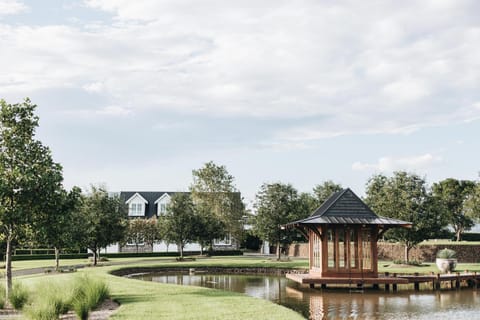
4,250,243,261
461,233,480,241
101,250,243,259
10,253,90,261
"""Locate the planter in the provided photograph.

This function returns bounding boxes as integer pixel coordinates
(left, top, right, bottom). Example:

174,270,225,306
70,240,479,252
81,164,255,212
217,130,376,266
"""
436,258,457,273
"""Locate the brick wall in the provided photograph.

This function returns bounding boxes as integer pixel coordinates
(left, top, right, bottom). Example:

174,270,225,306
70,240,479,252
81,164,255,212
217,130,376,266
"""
287,242,480,263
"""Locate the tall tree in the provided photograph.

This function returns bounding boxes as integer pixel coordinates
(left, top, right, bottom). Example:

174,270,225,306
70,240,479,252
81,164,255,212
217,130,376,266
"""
365,172,447,262
80,186,127,265
160,193,198,259
34,186,83,271
465,182,480,223
0,98,64,296
193,208,225,255
312,180,343,206
190,161,245,248
253,182,303,260
432,178,477,241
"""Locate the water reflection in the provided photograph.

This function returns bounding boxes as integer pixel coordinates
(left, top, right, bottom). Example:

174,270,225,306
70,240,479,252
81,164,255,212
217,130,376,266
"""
132,272,480,319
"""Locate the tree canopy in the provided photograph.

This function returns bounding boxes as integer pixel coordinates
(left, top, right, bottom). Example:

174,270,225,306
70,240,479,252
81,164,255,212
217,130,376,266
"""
79,185,127,265
253,182,306,260
432,178,477,241
190,161,245,247
365,171,447,261
0,98,64,295
160,193,198,258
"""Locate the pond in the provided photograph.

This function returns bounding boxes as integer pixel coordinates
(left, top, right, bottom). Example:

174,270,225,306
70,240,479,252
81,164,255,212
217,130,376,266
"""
130,272,480,319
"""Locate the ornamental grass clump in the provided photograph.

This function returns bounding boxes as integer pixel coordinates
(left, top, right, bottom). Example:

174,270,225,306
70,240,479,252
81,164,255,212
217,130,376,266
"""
437,248,456,259
71,274,110,320
24,280,72,320
9,282,30,310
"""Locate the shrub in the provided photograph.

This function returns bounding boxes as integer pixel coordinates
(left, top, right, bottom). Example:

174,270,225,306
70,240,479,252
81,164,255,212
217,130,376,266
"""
71,274,110,320
24,280,72,320
9,282,30,310
437,248,456,259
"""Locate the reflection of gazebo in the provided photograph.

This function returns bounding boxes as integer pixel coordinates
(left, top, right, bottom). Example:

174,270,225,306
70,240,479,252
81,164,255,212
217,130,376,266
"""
287,189,411,281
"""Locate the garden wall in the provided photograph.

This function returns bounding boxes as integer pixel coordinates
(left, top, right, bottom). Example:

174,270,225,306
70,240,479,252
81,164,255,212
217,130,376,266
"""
286,242,480,263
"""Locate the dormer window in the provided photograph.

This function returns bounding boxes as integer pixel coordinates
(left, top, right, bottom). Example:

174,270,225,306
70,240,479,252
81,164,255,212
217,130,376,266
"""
129,203,144,216
125,192,148,217
155,193,171,216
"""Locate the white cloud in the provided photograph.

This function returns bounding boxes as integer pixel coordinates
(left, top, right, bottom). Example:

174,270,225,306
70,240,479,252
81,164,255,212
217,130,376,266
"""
83,81,105,93
0,0,479,138
352,153,443,172
96,106,132,116
0,0,27,16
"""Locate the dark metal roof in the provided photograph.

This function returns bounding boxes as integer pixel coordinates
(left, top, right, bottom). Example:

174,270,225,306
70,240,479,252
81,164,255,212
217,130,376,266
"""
120,191,186,219
288,188,411,227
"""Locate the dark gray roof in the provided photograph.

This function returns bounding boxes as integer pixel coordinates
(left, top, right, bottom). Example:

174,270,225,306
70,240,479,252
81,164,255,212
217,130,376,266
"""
289,188,411,227
120,191,187,219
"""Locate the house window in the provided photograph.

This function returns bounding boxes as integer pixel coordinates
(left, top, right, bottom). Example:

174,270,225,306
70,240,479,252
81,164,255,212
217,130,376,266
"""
127,235,144,246
159,203,168,215
129,203,144,216
214,234,232,246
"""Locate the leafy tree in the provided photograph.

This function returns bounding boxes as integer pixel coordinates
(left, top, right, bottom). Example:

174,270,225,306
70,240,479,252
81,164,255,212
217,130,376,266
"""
465,182,480,223
80,186,127,265
432,178,477,241
34,186,83,270
0,98,64,296
253,182,304,260
312,180,343,206
124,218,160,253
365,172,447,262
193,208,225,255
297,192,318,214
190,161,245,248
160,193,198,258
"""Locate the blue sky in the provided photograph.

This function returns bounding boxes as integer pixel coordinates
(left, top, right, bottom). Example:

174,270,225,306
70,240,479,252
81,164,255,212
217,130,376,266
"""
1,0,480,207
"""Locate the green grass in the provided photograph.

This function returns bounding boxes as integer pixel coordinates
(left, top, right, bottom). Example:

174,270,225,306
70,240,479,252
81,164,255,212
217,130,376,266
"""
11,255,480,319
419,240,480,245
15,257,306,320
378,260,480,274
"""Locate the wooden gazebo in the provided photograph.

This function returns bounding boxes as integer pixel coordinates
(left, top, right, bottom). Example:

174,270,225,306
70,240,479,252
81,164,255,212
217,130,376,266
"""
287,188,411,280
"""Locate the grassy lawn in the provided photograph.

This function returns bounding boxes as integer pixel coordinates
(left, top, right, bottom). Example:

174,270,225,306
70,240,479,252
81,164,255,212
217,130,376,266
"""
378,260,480,274
10,255,480,319
419,240,480,246
15,257,307,320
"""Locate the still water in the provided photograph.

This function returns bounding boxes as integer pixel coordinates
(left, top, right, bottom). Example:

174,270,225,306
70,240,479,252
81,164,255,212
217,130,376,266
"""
131,272,480,319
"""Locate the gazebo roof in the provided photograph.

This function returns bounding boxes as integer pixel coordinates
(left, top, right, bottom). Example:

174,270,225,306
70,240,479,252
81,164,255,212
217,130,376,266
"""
288,188,411,227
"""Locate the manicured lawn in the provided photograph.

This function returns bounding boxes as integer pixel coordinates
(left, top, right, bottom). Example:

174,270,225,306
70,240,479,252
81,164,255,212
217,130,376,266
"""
16,257,307,320
11,255,480,319
419,240,480,246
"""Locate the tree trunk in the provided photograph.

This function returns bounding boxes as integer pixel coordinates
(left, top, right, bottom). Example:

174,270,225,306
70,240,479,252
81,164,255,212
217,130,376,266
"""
179,242,184,259
93,247,98,266
404,245,410,262
276,241,281,260
5,233,13,299
54,247,60,271
136,243,139,254
456,229,462,242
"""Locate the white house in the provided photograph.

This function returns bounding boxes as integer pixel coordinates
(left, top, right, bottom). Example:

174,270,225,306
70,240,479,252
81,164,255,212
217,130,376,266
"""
103,191,237,254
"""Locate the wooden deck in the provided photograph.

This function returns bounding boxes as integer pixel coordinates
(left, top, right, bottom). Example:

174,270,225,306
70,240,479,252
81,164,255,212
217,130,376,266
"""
286,271,480,291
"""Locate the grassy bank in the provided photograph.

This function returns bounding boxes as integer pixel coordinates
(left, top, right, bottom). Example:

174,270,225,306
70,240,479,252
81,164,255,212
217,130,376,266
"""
12,255,480,319
16,257,306,320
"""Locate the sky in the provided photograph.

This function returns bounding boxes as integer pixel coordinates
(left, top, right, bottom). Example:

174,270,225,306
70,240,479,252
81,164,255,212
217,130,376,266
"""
1,0,479,208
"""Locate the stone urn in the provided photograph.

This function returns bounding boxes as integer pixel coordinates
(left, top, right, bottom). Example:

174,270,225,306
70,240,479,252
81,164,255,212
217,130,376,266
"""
436,258,457,273
436,248,457,273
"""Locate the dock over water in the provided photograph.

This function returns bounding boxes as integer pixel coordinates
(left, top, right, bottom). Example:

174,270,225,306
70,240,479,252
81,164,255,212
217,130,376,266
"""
286,271,480,291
